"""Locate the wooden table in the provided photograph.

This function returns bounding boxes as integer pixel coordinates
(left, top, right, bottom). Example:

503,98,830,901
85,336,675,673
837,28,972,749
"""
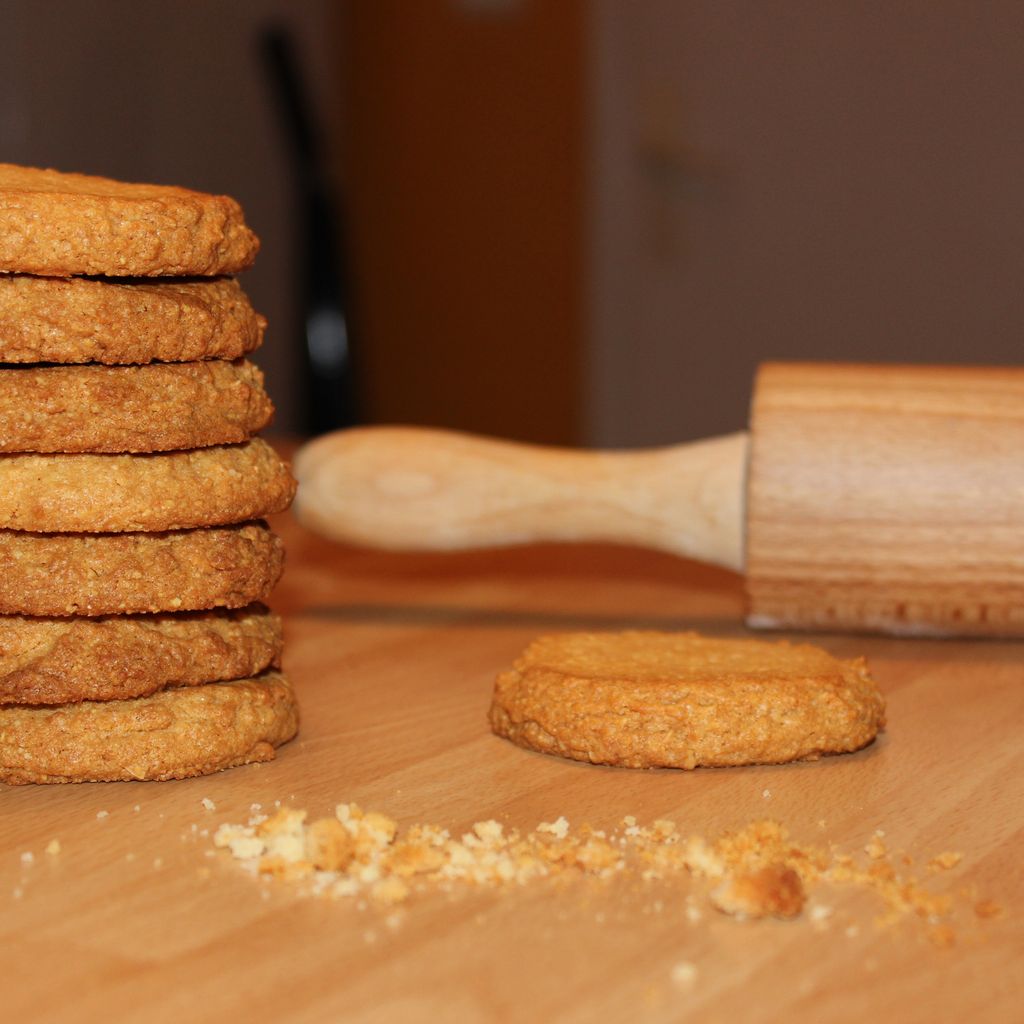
2,510,1021,1023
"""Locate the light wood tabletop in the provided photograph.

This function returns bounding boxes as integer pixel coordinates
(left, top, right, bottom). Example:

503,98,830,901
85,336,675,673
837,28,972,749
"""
1,509,1021,1023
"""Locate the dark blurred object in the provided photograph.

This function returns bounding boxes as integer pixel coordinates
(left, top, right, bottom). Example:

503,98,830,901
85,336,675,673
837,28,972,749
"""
260,24,358,435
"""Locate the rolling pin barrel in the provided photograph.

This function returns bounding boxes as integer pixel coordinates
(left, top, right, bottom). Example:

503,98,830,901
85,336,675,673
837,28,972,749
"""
746,362,1024,636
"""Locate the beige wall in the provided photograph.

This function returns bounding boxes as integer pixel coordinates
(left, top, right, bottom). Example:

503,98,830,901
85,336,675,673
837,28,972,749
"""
588,1,1024,446
7,3,1024,449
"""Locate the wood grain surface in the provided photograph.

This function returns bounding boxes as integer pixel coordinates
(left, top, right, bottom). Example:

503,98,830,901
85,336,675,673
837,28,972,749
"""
747,362,1024,636
1,510,1021,1023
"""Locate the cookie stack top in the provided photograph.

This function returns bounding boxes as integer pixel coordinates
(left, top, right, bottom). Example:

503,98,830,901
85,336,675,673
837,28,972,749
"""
0,164,298,784
0,163,259,277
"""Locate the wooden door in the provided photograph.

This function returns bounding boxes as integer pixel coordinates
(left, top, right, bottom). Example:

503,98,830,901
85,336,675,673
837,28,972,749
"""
339,0,586,445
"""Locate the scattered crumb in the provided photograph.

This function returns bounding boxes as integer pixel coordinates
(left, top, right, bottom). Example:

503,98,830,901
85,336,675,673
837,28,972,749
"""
201,798,216,812
974,899,1004,920
711,864,806,920
762,789,771,799
928,851,963,872
96,810,109,820
44,839,60,856
20,851,33,866
670,961,698,989
537,817,570,840
864,833,887,859
153,857,163,869
809,903,833,924
132,805,140,813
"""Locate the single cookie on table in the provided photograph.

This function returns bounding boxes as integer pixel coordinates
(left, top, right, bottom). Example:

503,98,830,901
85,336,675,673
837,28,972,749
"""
0,359,273,453
0,671,298,784
0,521,284,617
0,164,258,277
0,274,265,364
0,439,296,532
489,631,886,769
0,605,282,705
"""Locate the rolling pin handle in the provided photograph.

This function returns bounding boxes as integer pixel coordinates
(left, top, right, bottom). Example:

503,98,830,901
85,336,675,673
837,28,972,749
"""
293,427,748,572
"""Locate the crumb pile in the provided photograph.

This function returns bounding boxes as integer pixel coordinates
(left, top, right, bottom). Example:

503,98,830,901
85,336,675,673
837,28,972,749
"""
0,164,298,784
213,805,994,945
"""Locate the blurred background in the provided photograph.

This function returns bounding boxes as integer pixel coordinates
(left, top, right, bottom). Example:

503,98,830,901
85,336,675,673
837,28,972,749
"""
3,0,1023,447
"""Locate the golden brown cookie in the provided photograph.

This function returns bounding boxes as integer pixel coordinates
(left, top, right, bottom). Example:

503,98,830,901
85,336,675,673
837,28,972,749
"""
0,521,284,616
0,605,282,705
0,671,298,784
0,164,258,277
489,631,885,769
0,274,264,364
0,359,273,453
0,439,296,532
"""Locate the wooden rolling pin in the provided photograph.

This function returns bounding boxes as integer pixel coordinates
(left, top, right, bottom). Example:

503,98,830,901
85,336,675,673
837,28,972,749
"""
294,362,1024,637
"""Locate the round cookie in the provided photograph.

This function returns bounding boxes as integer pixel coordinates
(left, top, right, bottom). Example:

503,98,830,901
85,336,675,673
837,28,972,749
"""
0,671,298,784
0,275,264,364
0,439,296,532
489,631,886,769
0,164,258,277
0,605,282,705
0,359,273,453
0,521,284,617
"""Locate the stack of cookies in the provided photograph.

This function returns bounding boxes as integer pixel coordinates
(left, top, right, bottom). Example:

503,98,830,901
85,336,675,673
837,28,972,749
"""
0,164,299,784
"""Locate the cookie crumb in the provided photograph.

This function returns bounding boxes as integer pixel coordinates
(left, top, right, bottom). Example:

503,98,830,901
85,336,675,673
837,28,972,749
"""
20,851,33,866
537,816,570,840
201,798,216,812
44,839,60,856
96,810,109,820
864,833,887,859
974,899,1003,920
670,961,698,989
808,903,833,924
711,863,806,920
927,851,963,872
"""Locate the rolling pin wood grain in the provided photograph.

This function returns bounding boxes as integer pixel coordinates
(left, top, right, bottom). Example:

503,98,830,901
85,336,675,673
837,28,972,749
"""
295,362,1024,637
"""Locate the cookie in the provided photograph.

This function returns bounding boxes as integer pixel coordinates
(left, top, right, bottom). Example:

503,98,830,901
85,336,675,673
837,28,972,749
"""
489,631,885,769
0,274,264,364
0,359,273,453
0,164,258,277
0,671,298,784
0,439,296,532
0,605,282,705
0,521,284,616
